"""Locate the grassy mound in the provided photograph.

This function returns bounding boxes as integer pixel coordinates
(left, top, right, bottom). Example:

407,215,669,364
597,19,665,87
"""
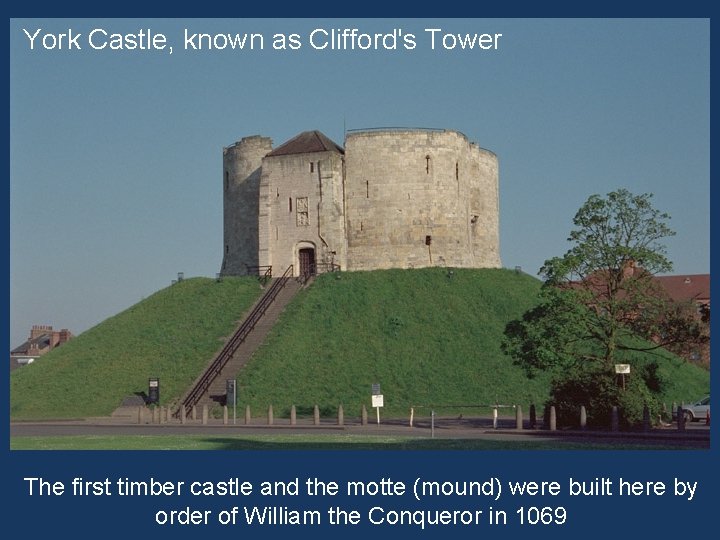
10,277,263,420
11,268,709,422
239,268,552,418
239,268,709,419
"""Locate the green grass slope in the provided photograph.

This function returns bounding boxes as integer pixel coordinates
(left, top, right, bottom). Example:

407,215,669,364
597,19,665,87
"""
10,277,264,420
239,268,553,417
11,268,709,422
240,268,709,418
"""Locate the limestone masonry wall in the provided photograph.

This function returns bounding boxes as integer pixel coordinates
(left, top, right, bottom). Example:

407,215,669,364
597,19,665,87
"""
344,129,500,271
222,136,272,275
258,150,346,275
222,128,500,277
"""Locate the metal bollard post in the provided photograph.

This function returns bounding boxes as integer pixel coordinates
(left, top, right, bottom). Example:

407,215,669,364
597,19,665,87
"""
515,404,523,430
529,404,536,429
677,406,686,431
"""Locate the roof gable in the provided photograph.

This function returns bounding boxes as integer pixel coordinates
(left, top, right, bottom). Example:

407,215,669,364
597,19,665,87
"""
266,130,344,157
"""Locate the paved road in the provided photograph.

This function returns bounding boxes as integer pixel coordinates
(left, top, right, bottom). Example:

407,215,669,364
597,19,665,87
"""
10,415,710,448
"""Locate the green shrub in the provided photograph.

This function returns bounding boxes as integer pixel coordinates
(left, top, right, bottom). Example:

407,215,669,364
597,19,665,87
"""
549,361,665,429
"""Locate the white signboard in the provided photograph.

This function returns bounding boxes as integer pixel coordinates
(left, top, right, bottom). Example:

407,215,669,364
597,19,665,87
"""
615,364,631,374
372,394,384,408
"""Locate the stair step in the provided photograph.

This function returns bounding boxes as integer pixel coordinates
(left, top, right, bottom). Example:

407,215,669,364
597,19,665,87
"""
177,271,305,411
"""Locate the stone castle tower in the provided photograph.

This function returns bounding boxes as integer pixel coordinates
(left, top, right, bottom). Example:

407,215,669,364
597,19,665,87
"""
221,128,500,277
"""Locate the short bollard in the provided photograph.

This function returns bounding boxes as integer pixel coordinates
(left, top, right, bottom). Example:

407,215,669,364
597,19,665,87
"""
245,405,251,425
529,404,537,429
492,407,498,429
180,405,186,425
192,406,197,421
313,405,320,426
410,407,414,428
152,407,158,424
549,406,557,431
137,406,144,425
515,405,523,430
580,406,587,431
361,404,368,426
290,405,297,426
611,406,619,432
338,405,344,426
202,404,208,425
268,405,274,426
223,405,228,425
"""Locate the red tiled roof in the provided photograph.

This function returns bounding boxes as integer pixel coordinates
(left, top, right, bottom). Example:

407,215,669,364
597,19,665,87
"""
266,130,344,157
654,274,710,303
568,270,710,305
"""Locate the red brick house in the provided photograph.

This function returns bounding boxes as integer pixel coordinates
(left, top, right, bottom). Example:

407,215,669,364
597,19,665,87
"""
571,264,710,365
654,273,710,365
9,325,73,371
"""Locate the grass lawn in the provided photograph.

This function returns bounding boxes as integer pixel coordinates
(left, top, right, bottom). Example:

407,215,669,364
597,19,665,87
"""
9,433,699,451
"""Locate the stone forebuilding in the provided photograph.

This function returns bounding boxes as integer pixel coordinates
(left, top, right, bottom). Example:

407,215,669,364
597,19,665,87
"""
221,128,500,277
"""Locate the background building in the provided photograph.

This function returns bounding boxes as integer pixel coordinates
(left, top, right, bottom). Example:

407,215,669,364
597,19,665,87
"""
10,325,73,370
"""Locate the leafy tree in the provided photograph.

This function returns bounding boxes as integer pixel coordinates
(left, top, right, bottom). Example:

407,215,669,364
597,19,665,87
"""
503,189,707,426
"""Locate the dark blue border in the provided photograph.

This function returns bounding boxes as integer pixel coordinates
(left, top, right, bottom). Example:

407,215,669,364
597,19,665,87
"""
5,4,716,539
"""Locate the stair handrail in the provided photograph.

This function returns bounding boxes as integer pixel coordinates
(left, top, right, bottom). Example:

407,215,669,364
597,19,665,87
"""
177,265,294,414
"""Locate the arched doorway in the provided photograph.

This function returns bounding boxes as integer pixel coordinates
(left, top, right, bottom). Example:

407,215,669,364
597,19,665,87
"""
298,247,316,278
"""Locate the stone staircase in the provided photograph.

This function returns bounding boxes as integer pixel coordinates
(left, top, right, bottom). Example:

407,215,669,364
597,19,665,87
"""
177,266,305,414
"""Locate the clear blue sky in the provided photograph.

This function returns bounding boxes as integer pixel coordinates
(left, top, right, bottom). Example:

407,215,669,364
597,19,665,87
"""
9,18,709,347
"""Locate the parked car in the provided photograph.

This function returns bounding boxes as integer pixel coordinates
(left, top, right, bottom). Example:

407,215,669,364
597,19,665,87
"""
680,396,710,422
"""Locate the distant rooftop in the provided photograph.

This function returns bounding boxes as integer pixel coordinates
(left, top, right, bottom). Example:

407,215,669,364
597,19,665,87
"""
654,274,710,303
